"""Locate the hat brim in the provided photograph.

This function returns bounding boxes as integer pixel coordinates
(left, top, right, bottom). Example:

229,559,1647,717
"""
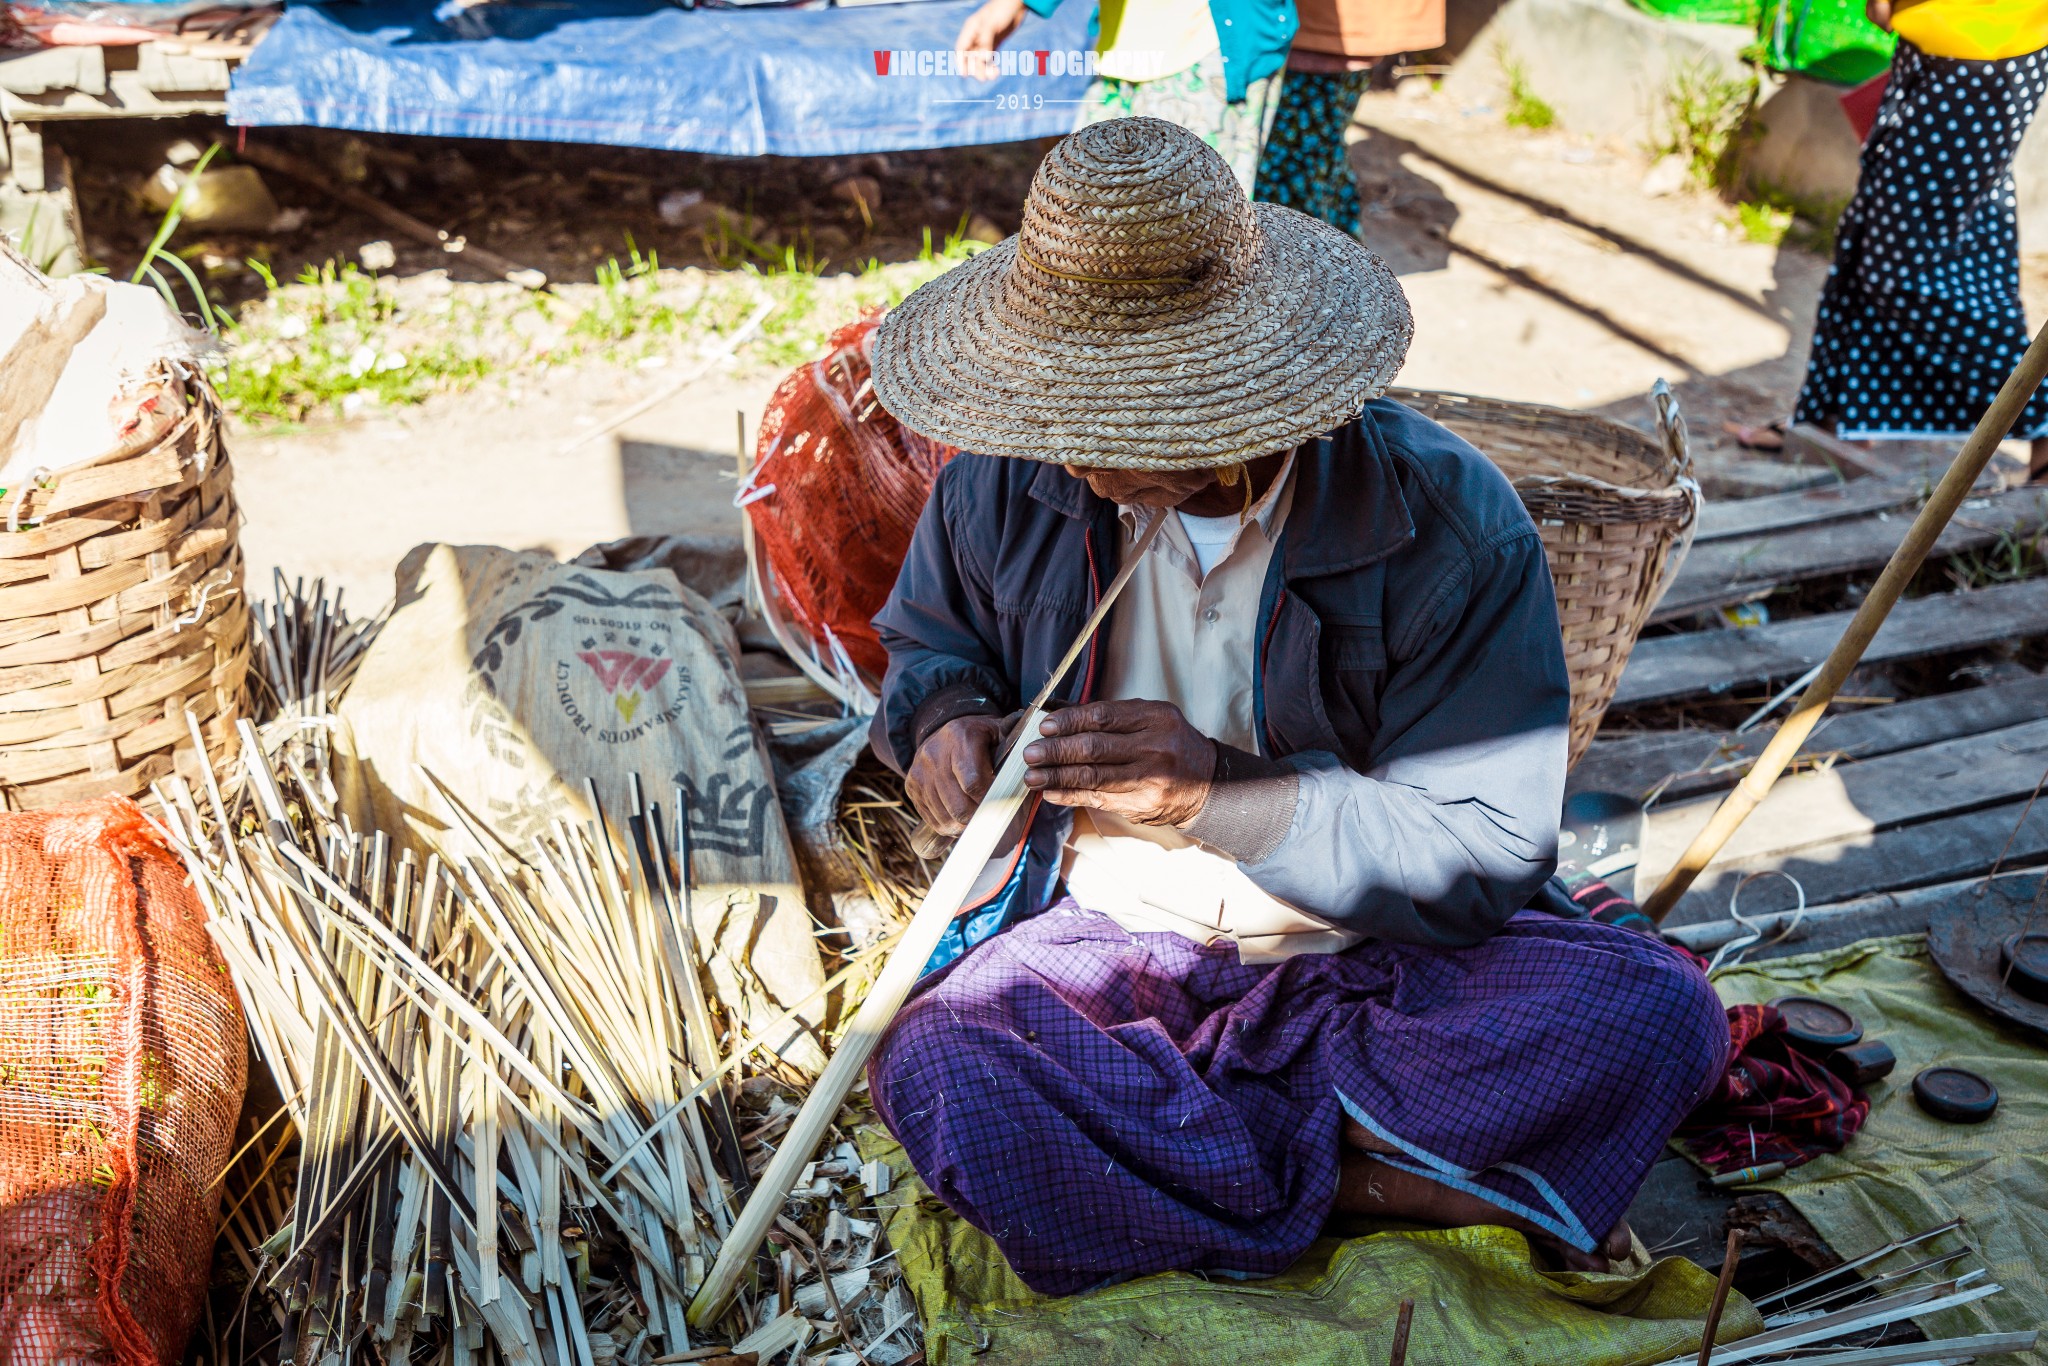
869,204,1414,470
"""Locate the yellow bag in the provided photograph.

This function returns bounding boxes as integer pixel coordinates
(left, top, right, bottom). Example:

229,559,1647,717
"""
1890,0,2048,61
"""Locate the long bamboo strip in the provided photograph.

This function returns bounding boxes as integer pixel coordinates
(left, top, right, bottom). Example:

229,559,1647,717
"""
688,715,1037,1325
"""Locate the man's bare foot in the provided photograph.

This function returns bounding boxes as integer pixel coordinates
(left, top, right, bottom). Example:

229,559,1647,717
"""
1337,1120,1631,1271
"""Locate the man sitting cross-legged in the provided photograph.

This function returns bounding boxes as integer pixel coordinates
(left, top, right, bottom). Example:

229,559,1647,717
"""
859,116,1727,1294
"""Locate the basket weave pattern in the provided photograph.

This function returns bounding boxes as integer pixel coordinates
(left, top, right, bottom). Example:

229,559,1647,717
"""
0,371,247,809
872,117,1414,469
1391,388,1696,767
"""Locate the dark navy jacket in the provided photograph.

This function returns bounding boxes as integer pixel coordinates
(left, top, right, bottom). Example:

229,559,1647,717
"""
870,398,1572,954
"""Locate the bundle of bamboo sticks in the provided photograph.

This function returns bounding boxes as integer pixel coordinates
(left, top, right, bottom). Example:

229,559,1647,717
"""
248,569,385,727
161,585,925,1366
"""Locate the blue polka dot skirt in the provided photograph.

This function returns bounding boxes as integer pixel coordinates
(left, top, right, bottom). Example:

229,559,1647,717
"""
1794,40,2048,441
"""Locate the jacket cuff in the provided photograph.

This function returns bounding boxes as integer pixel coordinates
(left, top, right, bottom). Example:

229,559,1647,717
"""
910,682,1008,754
1182,743,1299,864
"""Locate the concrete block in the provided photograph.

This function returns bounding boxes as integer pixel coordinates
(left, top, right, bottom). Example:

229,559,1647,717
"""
1440,0,2048,244
1441,0,1755,142
1742,72,1862,206
2018,104,2048,244
0,141,84,276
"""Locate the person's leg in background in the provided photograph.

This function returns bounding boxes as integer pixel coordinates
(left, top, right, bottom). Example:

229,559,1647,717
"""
1792,41,2048,469
1252,62,1379,234
1076,54,1285,195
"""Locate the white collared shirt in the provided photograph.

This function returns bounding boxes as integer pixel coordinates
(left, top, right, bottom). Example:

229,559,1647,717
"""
1060,456,1366,962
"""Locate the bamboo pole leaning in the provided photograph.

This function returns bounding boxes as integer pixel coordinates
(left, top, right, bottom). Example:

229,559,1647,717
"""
1643,318,2048,922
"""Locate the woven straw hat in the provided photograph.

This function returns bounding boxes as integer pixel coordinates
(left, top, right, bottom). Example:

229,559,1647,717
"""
870,117,1413,470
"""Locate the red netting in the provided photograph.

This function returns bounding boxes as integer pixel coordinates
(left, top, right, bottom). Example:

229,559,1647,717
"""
0,797,246,1366
746,311,958,682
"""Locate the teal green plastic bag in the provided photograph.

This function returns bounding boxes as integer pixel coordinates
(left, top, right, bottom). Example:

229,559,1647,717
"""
1623,0,1893,85
1629,0,1765,30
1763,0,1897,85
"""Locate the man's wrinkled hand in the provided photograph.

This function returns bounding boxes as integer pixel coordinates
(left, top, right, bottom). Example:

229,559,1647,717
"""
906,713,1008,836
1022,700,1216,827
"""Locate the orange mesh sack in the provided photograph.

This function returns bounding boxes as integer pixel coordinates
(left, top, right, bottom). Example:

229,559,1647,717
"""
0,797,246,1366
745,311,958,682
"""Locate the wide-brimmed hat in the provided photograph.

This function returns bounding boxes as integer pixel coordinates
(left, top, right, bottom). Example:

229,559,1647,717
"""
870,116,1413,470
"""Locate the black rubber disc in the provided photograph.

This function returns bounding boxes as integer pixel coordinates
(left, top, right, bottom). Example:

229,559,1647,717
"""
1998,933,2048,1005
1770,995,1863,1051
1912,1066,1999,1123
1824,1038,1897,1088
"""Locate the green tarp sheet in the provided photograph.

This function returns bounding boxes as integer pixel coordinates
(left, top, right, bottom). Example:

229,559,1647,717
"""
1711,935,2048,1361
861,1134,1762,1366
858,931,2047,1365
1761,0,1897,86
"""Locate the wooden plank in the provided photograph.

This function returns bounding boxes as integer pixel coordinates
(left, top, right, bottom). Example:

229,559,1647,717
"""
1655,485,2048,623
1664,871,2044,959
1613,576,2048,709
0,41,237,121
1696,476,1908,543
1694,468,2006,543
1638,716,2048,879
1781,422,1933,480
1571,674,2048,801
1646,794,2048,927
0,45,108,99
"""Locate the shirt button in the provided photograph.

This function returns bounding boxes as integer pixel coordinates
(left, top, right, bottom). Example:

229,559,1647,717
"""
1204,607,1220,624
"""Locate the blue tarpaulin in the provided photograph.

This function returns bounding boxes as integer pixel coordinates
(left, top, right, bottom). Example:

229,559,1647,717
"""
227,0,1097,156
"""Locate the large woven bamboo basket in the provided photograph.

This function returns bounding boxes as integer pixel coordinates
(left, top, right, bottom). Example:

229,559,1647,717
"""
1391,385,1698,767
0,368,247,809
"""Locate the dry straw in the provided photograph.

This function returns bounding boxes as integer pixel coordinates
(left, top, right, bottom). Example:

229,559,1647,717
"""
162,583,924,1365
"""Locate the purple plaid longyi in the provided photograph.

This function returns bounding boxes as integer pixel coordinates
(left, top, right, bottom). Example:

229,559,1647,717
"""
868,899,1728,1296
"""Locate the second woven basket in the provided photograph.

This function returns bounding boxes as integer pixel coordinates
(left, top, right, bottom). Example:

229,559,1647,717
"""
1391,385,1698,767
0,369,247,809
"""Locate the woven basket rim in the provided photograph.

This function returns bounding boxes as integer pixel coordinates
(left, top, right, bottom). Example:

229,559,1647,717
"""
1388,385,1688,491
13,379,193,489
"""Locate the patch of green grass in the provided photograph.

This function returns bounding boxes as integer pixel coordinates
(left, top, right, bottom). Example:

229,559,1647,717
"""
1778,192,1846,257
1731,198,1794,245
218,226,989,427
572,238,684,345
1497,48,1557,131
217,260,491,425
1945,529,2048,592
1651,61,1757,191
1737,179,1850,256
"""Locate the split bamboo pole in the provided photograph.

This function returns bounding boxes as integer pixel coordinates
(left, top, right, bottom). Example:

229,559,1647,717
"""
688,511,1170,1325
1643,318,2048,923
685,726,1037,1326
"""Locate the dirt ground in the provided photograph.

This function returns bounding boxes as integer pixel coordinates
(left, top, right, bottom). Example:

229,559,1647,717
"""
53,91,2046,610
